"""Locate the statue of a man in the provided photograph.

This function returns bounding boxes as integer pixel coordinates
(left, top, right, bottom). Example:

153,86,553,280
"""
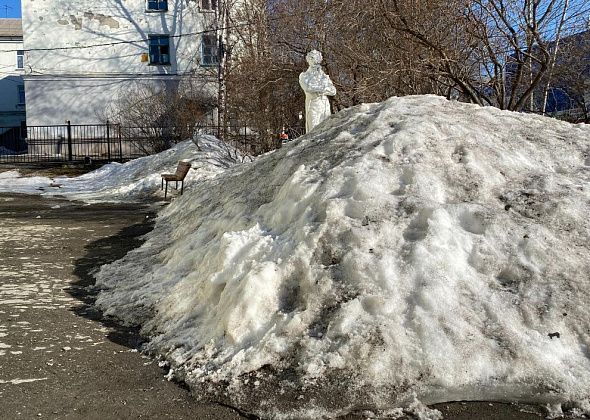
299,50,336,134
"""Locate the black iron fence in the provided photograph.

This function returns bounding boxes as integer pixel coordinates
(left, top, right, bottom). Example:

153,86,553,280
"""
0,122,148,164
196,124,265,155
195,122,306,155
0,121,306,164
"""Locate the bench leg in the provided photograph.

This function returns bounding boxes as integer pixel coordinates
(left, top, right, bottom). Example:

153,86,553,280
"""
181,180,184,195
164,181,168,200
161,178,163,190
175,181,178,190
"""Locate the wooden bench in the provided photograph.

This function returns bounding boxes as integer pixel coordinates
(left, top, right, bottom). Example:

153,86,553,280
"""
161,161,191,199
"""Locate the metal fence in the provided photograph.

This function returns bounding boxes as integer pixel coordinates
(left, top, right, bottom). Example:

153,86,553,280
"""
195,122,306,155
196,124,265,155
0,122,149,164
0,121,307,164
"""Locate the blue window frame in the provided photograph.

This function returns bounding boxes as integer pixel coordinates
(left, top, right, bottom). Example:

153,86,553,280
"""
148,35,171,65
147,0,168,11
201,34,218,66
16,50,24,69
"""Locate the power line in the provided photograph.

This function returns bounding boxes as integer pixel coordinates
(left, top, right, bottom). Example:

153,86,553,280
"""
3,2,342,54
4,4,316,54
6,3,588,60
5,24,239,53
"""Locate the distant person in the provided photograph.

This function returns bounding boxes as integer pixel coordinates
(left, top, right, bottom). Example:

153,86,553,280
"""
299,50,336,133
279,127,289,143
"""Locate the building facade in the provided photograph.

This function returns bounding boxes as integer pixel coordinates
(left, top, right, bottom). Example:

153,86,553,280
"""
22,0,220,126
0,19,26,127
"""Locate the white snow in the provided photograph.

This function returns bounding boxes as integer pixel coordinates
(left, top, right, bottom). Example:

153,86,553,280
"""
0,377,48,385
93,95,590,417
0,170,52,195
0,135,241,202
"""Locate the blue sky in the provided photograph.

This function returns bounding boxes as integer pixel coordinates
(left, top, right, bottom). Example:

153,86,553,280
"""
0,0,20,18
0,0,586,27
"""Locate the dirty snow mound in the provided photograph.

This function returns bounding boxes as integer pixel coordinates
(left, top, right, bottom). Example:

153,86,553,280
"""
95,95,590,417
0,135,241,202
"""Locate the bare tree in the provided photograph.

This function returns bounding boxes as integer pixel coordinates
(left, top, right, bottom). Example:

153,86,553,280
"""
100,77,216,155
220,0,590,153
540,0,570,114
377,0,590,111
224,0,436,148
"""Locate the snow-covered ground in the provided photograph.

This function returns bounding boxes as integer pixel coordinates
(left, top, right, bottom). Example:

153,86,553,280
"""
92,95,590,418
0,135,241,202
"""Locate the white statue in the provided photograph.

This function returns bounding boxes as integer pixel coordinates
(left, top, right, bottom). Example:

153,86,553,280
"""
299,50,336,133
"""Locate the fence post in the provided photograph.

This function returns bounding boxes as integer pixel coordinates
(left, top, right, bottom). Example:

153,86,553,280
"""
66,120,73,161
118,124,123,162
106,120,111,161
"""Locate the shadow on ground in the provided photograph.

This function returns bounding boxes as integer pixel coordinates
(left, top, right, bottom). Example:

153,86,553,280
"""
66,208,261,419
68,217,156,350
0,192,160,351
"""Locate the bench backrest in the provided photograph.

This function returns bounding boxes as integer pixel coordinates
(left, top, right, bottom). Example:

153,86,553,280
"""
175,162,192,179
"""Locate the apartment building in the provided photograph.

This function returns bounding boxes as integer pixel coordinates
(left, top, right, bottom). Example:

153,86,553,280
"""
21,0,221,125
0,18,26,127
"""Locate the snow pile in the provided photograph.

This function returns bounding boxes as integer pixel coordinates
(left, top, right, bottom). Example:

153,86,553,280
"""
0,170,53,194
0,135,241,202
95,95,590,417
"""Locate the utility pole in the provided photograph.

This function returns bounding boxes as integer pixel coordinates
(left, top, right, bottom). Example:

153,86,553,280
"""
216,1,223,139
217,0,231,141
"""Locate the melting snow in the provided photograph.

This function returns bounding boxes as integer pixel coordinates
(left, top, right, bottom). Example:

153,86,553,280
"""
94,95,590,417
0,135,241,202
1,95,588,417
0,377,48,385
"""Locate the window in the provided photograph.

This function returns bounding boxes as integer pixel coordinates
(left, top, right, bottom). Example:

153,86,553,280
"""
16,50,24,69
201,0,217,11
17,85,25,104
148,35,171,65
201,34,218,66
146,0,167,11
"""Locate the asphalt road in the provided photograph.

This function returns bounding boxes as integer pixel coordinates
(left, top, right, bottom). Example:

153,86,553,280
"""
0,193,243,420
0,192,552,420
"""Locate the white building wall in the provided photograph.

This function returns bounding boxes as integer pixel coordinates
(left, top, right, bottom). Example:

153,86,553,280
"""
22,0,218,125
0,36,25,127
